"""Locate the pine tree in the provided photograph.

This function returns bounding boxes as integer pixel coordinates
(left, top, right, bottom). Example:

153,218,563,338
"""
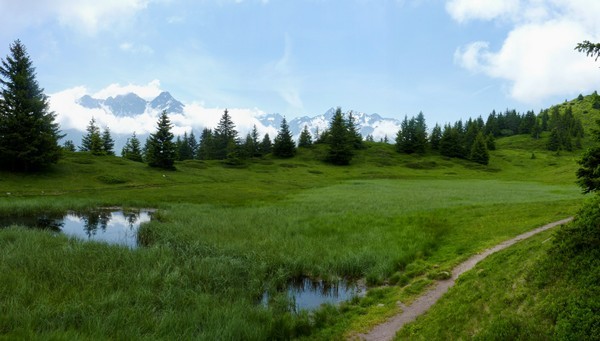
63,140,76,152
197,128,215,160
486,133,496,151
547,127,561,151
80,118,104,155
0,40,62,171
326,107,353,165
102,127,115,155
298,125,313,148
346,111,363,149
177,132,194,161
188,130,198,159
250,125,260,157
414,111,428,154
259,133,272,155
430,124,442,150
470,132,490,165
213,109,238,160
146,110,176,169
273,117,296,158
121,132,143,162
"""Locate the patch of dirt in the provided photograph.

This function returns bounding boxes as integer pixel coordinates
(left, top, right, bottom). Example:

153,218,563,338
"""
353,217,573,341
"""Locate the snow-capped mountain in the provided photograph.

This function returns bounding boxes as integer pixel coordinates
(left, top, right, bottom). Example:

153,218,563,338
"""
57,89,402,153
76,91,184,116
259,108,401,141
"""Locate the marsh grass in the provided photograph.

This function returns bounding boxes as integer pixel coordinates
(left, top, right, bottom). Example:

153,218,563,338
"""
0,144,586,339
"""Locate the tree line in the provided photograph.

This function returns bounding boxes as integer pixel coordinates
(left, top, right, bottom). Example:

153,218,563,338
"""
0,39,590,172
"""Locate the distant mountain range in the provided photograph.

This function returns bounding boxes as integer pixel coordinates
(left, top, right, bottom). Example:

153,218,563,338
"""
77,91,184,116
75,92,401,141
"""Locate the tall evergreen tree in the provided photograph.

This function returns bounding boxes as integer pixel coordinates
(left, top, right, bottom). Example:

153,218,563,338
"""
259,133,272,155
101,126,115,156
346,111,364,149
470,132,490,165
63,140,76,152
188,130,198,159
249,125,260,157
0,40,62,171
197,128,215,160
177,132,194,161
80,118,104,155
430,124,442,150
298,125,313,148
121,132,143,162
213,109,238,160
273,117,296,158
326,107,353,165
146,110,176,169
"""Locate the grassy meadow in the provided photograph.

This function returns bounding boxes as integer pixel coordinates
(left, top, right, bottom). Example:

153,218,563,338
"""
0,140,587,339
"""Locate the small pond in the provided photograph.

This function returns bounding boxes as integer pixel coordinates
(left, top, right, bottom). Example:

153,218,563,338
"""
0,209,153,248
263,277,366,312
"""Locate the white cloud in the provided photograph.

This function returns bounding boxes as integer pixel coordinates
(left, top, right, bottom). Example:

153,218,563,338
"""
0,0,150,35
449,0,600,104
93,80,163,101
446,0,520,23
49,82,278,138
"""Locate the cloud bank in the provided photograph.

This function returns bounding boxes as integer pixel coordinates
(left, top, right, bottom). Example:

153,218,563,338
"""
448,0,600,104
49,81,278,138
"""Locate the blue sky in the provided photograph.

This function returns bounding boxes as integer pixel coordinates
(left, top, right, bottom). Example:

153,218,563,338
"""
1,0,600,134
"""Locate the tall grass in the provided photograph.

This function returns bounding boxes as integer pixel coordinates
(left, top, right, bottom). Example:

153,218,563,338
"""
0,147,585,339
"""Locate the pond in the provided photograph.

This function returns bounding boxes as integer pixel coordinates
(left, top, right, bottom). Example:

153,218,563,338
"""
263,277,366,312
0,209,153,248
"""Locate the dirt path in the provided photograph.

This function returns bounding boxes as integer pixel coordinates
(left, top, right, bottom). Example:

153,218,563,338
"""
355,217,573,341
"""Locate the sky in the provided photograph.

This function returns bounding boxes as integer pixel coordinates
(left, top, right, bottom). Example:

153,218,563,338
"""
1,0,600,135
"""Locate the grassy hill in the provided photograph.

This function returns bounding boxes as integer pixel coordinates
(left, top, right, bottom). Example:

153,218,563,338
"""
0,99,596,339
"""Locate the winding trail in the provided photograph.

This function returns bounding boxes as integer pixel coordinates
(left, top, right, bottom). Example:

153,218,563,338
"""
355,217,573,341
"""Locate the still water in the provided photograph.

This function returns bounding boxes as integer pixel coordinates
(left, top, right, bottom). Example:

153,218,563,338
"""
263,277,366,311
0,209,153,248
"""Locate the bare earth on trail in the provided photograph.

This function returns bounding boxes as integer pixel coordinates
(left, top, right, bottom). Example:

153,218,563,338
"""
354,217,574,341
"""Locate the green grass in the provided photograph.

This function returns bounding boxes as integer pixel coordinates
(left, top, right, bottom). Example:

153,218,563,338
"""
0,142,588,339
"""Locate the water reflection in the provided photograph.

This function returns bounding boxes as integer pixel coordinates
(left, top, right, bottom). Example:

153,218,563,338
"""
0,209,153,248
263,277,366,311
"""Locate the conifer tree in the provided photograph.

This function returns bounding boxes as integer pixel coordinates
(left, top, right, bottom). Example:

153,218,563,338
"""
188,130,198,159
249,125,260,157
259,133,272,155
430,124,442,150
63,140,76,152
326,107,353,165
273,117,296,158
346,111,364,149
102,127,115,155
213,109,238,160
121,132,143,162
0,40,62,171
146,110,176,169
80,118,104,155
298,125,313,148
177,132,194,161
470,132,490,165
197,128,215,160
547,127,561,151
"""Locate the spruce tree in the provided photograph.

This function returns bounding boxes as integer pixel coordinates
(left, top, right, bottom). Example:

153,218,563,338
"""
146,110,176,169
102,127,115,155
326,107,353,165
177,132,194,160
430,124,442,150
197,128,215,160
298,125,313,148
213,109,238,160
250,125,260,157
80,118,104,155
122,132,143,162
470,132,490,165
547,127,561,151
259,133,272,155
273,117,296,158
188,130,198,159
0,40,62,171
63,140,76,152
346,111,363,149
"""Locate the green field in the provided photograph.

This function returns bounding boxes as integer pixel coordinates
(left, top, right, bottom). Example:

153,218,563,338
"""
0,141,587,339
